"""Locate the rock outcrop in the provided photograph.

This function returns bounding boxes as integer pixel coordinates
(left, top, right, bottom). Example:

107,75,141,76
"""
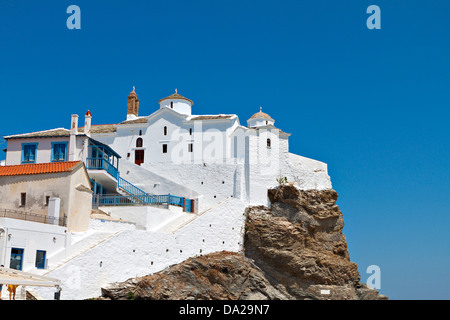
101,251,288,300
99,185,387,300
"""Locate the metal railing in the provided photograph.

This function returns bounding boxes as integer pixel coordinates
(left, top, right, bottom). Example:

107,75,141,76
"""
92,194,169,207
0,209,66,227
92,193,186,208
118,176,152,197
86,157,119,180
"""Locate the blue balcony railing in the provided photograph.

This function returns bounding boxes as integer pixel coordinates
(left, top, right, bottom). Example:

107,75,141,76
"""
86,157,119,180
118,176,150,197
92,194,169,207
92,193,191,210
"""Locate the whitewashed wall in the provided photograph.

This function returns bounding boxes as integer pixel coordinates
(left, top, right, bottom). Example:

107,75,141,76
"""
159,99,192,115
0,218,68,272
34,198,247,300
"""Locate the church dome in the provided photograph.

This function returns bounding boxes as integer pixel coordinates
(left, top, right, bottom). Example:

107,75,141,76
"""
247,107,275,127
158,89,193,115
158,90,193,106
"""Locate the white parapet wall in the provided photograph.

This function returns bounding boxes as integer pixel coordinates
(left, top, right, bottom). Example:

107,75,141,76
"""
33,197,248,300
99,205,185,231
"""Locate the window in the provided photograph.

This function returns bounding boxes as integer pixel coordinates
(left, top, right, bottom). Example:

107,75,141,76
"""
20,193,26,207
139,130,142,136
170,102,173,108
35,250,46,269
267,138,271,148
21,143,38,163
162,144,168,154
189,128,192,135
136,137,143,148
51,142,67,162
10,248,24,271
164,126,167,136
45,196,50,206
188,143,193,153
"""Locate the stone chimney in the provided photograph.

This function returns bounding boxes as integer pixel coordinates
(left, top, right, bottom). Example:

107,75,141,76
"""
71,114,79,135
69,114,78,161
127,86,139,120
84,110,92,137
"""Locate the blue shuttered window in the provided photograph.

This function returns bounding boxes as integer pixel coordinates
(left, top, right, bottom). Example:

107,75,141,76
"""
51,142,68,162
21,143,38,163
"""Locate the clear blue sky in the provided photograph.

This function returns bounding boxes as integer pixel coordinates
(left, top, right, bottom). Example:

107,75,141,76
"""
0,0,449,300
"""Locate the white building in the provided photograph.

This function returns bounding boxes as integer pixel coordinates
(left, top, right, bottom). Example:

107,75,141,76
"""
0,87,333,299
92,88,332,210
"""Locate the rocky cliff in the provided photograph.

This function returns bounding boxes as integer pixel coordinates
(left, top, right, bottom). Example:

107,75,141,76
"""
99,185,387,300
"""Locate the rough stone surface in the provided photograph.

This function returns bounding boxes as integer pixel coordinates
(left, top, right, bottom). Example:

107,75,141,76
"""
99,185,387,300
101,251,288,300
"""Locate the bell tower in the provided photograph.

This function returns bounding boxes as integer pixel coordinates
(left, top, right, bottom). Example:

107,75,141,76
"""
127,86,140,120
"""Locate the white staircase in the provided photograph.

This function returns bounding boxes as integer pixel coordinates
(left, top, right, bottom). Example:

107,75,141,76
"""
44,227,125,275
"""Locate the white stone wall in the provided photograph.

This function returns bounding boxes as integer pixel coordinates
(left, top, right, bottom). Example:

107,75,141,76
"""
0,218,68,272
160,99,192,115
143,162,242,212
99,205,184,231
34,198,247,300
93,111,240,166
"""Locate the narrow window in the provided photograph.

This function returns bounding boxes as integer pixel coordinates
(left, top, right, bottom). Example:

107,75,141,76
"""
164,126,167,136
136,137,143,148
35,250,46,269
266,121,268,125
20,193,26,207
170,102,173,108
189,128,192,135
10,248,24,271
162,144,168,153
188,143,193,153
45,196,50,206
267,138,271,148
139,130,142,136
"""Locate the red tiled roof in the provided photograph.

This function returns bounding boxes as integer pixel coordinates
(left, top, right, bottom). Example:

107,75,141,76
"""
0,161,82,177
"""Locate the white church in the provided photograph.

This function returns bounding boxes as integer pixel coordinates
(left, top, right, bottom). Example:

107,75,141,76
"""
0,87,332,299
91,88,331,211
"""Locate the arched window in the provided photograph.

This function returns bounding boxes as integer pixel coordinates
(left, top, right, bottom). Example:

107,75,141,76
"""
136,138,143,148
139,130,142,136
267,138,271,148
164,126,167,136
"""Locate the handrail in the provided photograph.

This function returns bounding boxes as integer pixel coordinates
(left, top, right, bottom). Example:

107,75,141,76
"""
0,208,66,226
118,176,153,197
86,157,119,180
92,193,186,208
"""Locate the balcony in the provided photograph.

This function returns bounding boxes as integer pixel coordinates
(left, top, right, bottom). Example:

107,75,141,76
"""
86,157,119,180
86,139,121,193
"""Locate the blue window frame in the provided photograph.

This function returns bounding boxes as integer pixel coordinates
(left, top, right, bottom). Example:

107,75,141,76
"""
10,248,24,271
51,142,68,162
21,143,38,164
35,250,46,269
